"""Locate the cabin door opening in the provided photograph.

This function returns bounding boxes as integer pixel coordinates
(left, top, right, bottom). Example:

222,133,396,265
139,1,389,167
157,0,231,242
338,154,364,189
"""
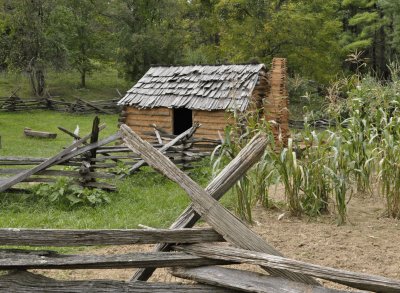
173,108,192,135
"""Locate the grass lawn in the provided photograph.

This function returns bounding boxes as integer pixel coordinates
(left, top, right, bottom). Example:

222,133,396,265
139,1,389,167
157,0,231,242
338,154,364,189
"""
0,67,131,101
0,111,234,231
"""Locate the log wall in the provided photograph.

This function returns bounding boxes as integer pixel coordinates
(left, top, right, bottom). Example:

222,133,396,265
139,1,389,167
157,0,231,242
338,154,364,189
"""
192,110,233,140
122,107,173,140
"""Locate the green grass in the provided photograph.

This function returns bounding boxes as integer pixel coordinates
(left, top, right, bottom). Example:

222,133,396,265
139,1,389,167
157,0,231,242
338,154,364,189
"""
0,67,131,101
0,110,235,230
0,111,118,157
0,171,192,229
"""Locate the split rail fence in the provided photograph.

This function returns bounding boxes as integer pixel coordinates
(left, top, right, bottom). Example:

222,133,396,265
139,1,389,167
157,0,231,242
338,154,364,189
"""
0,126,399,292
0,90,121,114
0,118,209,192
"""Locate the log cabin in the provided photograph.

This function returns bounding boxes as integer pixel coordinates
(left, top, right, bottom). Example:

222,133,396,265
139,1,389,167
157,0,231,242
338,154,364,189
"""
118,58,289,143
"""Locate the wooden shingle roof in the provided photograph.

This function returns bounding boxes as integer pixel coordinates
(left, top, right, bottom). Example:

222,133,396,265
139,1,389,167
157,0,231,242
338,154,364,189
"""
118,64,266,111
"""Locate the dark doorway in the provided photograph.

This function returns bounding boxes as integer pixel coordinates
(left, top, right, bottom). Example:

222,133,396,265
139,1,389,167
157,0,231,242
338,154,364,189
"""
173,108,192,135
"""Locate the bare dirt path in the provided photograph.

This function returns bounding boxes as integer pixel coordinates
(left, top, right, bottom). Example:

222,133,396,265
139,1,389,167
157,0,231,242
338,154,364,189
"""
37,189,400,291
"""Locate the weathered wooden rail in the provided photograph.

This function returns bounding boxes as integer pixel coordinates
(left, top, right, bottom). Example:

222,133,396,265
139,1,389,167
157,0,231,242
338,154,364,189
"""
0,93,121,114
0,118,208,192
1,126,398,292
0,227,223,246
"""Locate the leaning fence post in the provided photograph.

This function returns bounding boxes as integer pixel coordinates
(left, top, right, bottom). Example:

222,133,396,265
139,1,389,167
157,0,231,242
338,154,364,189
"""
120,124,319,286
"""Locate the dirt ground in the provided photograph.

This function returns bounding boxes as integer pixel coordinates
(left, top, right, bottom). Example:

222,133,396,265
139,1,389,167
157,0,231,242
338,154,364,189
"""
36,186,400,291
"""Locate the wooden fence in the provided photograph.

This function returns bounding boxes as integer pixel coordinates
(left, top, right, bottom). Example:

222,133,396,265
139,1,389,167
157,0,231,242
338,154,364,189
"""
289,118,336,129
0,92,121,114
0,128,399,292
0,118,209,192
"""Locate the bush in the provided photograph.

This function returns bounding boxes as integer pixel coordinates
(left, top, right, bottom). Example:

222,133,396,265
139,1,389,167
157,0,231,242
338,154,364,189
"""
32,178,111,208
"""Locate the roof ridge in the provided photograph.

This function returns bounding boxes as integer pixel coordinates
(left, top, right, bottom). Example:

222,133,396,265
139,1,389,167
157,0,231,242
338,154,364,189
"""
150,63,265,68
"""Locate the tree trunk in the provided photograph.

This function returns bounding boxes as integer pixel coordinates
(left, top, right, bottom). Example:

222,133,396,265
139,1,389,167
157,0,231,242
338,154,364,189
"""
36,68,45,96
27,58,46,97
81,70,86,88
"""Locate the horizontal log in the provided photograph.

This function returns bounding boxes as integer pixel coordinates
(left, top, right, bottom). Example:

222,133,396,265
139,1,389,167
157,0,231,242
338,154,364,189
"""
193,110,228,118
195,120,229,127
172,266,349,293
0,169,114,179
0,156,48,163
76,98,114,114
89,156,140,162
126,108,171,116
0,249,230,270
126,122,171,130
194,124,226,131
126,115,172,123
0,228,223,246
18,177,55,183
195,129,221,135
24,128,57,139
179,244,400,293
0,271,237,293
194,133,220,139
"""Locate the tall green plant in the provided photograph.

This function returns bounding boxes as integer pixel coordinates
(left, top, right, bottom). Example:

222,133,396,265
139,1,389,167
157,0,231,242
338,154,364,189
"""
301,127,333,216
272,138,304,216
327,134,354,225
378,113,400,219
212,110,276,222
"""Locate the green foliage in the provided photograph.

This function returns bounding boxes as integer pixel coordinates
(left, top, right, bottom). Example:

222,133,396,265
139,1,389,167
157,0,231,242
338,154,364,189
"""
213,68,400,224
379,0,400,55
0,111,194,229
31,178,110,208
340,0,390,76
325,66,400,220
2,0,400,87
116,0,186,80
273,138,303,216
212,110,278,222
300,125,332,216
110,161,130,176
52,0,115,88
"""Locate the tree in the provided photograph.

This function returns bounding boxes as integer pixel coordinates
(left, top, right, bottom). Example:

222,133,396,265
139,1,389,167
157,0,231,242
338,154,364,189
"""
206,0,343,83
0,1,11,70
116,0,186,81
379,0,400,57
182,0,222,64
340,0,389,77
55,0,115,88
0,0,67,96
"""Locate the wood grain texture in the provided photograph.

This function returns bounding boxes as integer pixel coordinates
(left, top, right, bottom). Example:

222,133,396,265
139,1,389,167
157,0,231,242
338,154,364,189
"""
57,133,121,164
0,228,223,246
130,133,276,281
0,271,238,293
126,115,172,123
77,98,114,114
179,244,400,293
0,130,95,192
120,124,318,286
126,107,171,115
172,266,351,293
120,124,199,178
0,249,229,270
23,128,57,139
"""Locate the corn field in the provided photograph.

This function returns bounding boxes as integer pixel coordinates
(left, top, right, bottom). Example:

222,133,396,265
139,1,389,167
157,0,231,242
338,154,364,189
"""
214,66,400,225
